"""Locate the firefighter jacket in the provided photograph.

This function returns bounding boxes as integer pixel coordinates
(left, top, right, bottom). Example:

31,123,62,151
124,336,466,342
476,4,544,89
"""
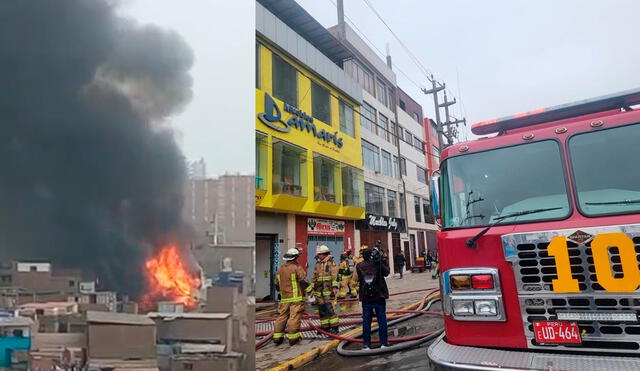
338,259,353,278
275,261,310,303
311,255,339,297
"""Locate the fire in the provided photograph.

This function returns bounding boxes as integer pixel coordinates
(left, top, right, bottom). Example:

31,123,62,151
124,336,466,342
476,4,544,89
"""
143,245,201,308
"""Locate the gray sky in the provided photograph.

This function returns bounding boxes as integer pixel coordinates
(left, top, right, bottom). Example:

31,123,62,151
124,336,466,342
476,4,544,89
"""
119,0,254,176
296,0,640,141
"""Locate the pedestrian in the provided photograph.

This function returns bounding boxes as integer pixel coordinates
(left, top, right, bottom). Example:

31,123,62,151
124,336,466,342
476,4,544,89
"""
311,245,340,333
353,243,390,350
338,251,357,299
394,251,406,278
273,248,310,346
426,252,433,271
431,252,439,279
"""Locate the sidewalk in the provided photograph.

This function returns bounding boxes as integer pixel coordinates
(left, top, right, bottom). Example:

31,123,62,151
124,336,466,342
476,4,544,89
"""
256,270,439,371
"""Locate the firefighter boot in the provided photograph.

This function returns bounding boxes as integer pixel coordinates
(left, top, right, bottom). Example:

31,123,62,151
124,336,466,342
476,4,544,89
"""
273,336,284,346
289,337,300,346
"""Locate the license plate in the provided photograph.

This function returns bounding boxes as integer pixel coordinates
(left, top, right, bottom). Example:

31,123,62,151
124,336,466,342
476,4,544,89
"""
533,321,581,344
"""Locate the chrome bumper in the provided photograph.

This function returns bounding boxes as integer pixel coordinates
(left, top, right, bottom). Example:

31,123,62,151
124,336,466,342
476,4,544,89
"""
428,333,640,371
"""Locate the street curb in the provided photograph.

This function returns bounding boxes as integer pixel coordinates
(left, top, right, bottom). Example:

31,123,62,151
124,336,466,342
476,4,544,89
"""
266,293,439,371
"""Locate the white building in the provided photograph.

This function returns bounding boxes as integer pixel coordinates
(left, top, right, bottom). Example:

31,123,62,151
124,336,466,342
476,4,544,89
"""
328,19,437,271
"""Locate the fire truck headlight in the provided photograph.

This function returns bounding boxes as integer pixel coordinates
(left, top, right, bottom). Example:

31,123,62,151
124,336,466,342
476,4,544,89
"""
452,300,475,316
474,299,498,316
442,267,506,321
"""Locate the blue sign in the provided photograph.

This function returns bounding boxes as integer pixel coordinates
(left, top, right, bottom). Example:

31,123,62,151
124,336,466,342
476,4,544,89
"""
258,93,344,148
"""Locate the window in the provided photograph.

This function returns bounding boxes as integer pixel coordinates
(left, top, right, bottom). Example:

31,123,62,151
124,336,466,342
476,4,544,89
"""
417,165,427,184
423,198,434,224
414,136,424,153
399,192,406,218
311,81,331,124
376,80,387,106
393,156,400,179
272,54,297,106
399,100,406,111
255,132,268,190
400,157,407,176
441,140,569,229
272,140,307,197
69,280,75,287
342,165,364,207
365,183,385,214
381,150,392,177
361,102,377,134
344,59,374,96
0,275,11,284
388,190,397,217
414,195,422,222
569,123,640,217
379,114,389,141
397,126,404,141
390,122,398,145
339,100,355,137
405,130,413,145
412,112,420,123
388,87,395,109
362,140,380,172
313,154,340,203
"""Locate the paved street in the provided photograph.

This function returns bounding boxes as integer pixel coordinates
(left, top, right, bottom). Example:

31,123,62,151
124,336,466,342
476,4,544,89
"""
256,270,441,370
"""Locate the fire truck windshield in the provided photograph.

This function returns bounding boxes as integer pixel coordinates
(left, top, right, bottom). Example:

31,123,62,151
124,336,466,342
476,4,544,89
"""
569,122,640,216
441,140,571,229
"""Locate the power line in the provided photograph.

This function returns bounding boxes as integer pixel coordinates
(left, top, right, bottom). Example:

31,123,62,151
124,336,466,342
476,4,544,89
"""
361,0,433,81
326,0,424,91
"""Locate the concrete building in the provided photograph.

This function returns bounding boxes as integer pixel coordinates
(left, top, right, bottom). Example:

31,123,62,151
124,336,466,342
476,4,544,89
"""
184,174,254,246
423,117,440,176
0,262,83,306
325,7,437,269
255,0,365,300
396,89,438,258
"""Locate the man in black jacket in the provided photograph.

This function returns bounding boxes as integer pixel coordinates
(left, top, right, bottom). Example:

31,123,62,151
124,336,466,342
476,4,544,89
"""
353,245,390,350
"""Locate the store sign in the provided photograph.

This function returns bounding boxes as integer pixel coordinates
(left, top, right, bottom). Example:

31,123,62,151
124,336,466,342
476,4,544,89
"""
356,213,406,232
258,93,344,148
307,218,345,235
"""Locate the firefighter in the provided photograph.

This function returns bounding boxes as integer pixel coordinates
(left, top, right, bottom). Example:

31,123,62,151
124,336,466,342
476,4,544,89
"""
311,245,340,333
338,251,357,299
273,248,310,346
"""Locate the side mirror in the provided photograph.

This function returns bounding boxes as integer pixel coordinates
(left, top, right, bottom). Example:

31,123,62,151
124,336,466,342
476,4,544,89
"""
430,170,440,218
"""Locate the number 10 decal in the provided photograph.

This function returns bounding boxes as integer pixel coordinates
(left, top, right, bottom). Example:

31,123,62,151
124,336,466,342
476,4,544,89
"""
548,233,640,293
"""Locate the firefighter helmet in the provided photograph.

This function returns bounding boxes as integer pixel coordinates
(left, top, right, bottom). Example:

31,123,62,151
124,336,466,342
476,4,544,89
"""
315,245,331,256
283,248,300,261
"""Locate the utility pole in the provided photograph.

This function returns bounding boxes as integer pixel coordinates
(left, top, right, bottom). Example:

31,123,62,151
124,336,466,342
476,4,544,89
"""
422,75,445,152
439,91,457,145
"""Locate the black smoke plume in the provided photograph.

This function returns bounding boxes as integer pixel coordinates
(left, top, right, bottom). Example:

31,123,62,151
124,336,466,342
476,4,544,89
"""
0,1,194,296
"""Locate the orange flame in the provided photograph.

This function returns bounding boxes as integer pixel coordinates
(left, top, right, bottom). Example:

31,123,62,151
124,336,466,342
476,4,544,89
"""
143,245,201,308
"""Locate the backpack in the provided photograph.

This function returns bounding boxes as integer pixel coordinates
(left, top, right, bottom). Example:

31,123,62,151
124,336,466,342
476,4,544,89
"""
361,264,378,300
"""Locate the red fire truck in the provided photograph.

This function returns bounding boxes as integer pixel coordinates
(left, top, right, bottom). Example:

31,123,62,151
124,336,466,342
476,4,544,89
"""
428,89,640,370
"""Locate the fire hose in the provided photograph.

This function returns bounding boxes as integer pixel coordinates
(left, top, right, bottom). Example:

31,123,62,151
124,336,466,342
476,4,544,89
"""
256,287,437,319
256,288,443,354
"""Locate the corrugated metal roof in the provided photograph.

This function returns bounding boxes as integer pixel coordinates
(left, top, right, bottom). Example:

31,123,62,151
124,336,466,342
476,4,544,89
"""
0,316,33,327
86,311,154,326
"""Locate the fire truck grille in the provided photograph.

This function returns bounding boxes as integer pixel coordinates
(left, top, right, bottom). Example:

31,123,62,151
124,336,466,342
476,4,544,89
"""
503,225,640,353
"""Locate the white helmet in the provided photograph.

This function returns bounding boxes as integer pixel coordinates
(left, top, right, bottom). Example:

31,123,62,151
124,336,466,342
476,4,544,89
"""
283,248,300,261
315,245,330,257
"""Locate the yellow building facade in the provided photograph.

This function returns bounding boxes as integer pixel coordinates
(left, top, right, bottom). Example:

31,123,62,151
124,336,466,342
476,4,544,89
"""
255,39,365,220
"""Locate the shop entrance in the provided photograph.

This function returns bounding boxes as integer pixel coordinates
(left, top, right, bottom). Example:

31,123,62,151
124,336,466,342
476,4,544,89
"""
256,234,276,301
307,235,344,279
391,233,401,273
